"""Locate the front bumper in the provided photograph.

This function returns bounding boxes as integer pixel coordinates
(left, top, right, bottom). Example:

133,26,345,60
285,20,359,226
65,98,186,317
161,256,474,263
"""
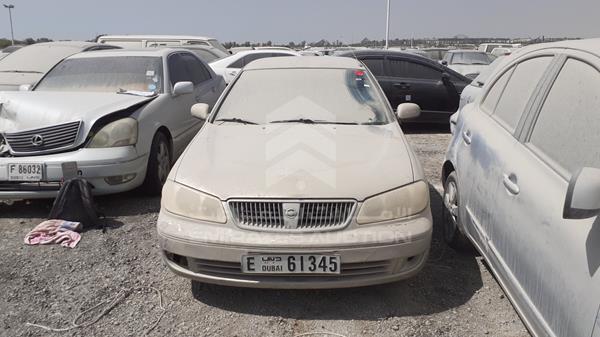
157,208,432,289
0,146,148,199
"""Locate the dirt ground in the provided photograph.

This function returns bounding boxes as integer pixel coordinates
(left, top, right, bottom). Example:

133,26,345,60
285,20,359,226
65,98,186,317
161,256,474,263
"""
0,125,530,337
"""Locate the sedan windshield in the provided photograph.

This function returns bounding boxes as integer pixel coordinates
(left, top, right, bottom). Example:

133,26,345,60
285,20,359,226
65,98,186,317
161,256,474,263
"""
35,56,164,93
214,68,392,125
451,52,493,65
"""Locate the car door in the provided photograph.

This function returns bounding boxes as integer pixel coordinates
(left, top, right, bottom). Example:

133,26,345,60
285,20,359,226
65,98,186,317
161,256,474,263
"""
456,55,554,254
165,53,203,156
486,54,600,337
174,52,223,155
383,56,454,122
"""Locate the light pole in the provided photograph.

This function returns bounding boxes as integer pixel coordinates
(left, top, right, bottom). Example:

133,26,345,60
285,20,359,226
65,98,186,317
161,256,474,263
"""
385,0,390,49
3,4,14,45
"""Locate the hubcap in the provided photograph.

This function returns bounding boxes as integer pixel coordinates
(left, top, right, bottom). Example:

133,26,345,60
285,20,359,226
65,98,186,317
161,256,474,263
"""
156,142,170,184
444,180,459,225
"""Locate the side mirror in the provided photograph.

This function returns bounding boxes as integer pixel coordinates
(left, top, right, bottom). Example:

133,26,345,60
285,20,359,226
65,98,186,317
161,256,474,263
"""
441,60,448,66
396,103,421,120
442,72,451,82
564,167,600,219
172,81,194,96
19,84,32,91
191,103,210,119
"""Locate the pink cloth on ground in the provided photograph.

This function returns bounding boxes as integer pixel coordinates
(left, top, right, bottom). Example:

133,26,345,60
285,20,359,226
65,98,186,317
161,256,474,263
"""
24,220,82,248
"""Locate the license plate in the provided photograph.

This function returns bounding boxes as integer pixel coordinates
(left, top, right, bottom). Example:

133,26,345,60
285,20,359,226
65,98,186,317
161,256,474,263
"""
7,163,44,181
241,254,341,274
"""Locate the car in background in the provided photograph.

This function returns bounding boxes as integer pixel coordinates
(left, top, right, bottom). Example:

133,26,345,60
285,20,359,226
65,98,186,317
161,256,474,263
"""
158,56,432,289
490,47,515,57
254,46,293,51
338,49,471,123
0,41,119,91
449,55,509,133
229,46,255,54
441,50,495,78
0,45,22,61
209,49,301,84
422,48,450,61
97,35,229,54
442,38,600,337
148,44,228,64
0,48,225,199
478,43,516,53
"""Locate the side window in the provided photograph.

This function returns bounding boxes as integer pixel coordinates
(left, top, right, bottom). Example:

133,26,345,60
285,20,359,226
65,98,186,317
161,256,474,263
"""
360,58,384,76
228,57,245,69
270,53,292,58
405,61,441,80
242,53,271,67
481,67,514,114
167,54,192,86
387,58,441,79
180,53,211,85
492,56,553,132
529,59,600,174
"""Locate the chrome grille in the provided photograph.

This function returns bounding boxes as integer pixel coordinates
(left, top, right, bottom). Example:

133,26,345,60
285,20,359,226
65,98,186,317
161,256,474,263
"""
3,121,81,154
229,200,355,232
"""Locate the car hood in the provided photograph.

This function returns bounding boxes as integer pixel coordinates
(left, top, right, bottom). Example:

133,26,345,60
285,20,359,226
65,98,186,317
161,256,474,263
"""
0,72,43,91
174,123,416,200
0,91,155,135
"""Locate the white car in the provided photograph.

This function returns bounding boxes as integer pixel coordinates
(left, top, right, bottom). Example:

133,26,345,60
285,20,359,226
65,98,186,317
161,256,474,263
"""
158,56,432,289
443,38,600,337
0,48,225,199
97,35,229,54
490,47,515,57
209,50,301,84
441,50,495,79
0,41,119,91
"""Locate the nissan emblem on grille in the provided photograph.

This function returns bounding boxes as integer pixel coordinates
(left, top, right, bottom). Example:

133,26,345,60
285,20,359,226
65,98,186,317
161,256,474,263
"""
31,134,44,147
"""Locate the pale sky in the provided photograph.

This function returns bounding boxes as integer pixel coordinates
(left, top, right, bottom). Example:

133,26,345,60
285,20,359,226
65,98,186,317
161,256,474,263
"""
1,0,599,43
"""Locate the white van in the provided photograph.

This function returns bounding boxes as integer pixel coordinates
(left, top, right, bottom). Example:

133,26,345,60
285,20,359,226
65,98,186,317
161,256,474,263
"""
97,35,229,54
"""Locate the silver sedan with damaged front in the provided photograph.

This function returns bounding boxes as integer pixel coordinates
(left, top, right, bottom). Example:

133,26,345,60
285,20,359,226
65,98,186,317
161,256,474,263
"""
0,48,225,199
158,56,432,289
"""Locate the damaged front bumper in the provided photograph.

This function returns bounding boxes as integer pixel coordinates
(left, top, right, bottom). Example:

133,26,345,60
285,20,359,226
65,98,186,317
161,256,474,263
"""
0,146,148,200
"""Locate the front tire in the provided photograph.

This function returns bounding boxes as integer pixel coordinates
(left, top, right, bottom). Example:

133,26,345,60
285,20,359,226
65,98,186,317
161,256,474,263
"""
442,171,472,251
141,132,171,196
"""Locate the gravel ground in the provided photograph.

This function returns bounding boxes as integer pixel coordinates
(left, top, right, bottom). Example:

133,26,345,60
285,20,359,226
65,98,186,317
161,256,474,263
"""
0,125,530,337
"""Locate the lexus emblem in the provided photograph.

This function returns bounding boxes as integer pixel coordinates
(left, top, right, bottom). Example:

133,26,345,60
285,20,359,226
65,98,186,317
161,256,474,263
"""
285,208,298,218
31,134,44,147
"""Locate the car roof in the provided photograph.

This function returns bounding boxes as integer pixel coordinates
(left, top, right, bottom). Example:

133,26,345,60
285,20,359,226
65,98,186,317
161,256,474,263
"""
67,48,180,59
20,41,105,49
336,49,444,66
98,35,216,41
446,49,486,53
232,49,300,57
244,56,364,70
519,38,600,56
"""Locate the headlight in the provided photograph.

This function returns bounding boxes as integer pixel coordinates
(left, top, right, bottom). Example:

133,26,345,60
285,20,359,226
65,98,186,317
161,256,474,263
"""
161,180,227,223
357,181,429,224
88,118,138,148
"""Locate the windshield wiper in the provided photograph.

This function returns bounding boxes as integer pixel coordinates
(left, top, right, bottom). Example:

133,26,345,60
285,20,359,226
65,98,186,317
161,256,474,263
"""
214,117,257,125
270,118,358,125
116,88,157,97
